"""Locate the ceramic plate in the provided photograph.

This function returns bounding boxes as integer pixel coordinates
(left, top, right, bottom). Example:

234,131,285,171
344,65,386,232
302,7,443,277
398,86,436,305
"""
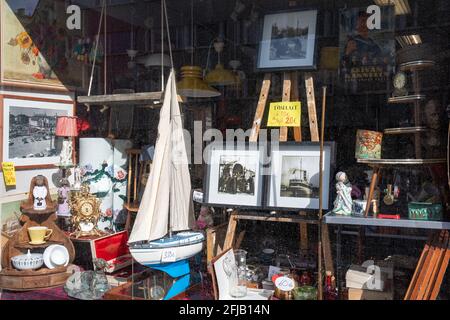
43,245,69,269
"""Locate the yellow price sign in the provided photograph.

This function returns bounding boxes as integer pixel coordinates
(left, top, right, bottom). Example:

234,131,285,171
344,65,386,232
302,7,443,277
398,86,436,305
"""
267,101,301,127
2,162,17,186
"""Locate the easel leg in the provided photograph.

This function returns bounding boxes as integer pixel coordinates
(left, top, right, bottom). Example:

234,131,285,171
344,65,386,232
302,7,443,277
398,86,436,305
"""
223,211,238,251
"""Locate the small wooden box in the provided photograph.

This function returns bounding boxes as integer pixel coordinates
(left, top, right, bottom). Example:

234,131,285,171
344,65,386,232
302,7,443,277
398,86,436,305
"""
71,231,132,273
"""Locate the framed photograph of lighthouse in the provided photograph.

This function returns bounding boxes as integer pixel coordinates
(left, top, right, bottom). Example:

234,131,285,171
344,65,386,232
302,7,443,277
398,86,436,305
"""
0,95,74,170
257,10,318,71
265,142,334,210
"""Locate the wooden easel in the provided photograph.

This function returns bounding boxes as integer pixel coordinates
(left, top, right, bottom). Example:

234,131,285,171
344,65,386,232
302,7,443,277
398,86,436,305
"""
222,72,334,276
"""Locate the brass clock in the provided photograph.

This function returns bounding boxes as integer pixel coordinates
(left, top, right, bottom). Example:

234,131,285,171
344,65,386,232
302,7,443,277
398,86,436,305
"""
70,184,103,238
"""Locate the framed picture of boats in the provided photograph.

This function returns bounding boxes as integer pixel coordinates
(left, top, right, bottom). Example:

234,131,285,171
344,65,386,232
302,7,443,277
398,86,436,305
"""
0,95,75,169
203,143,267,208
265,142,334,210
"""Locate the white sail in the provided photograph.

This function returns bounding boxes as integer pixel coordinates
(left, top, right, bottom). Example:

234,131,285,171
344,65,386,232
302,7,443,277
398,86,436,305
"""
128,70,193,243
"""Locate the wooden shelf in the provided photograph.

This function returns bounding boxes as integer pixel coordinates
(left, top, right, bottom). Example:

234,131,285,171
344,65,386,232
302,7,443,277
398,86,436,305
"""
384,127,428,135
388,95,427,104
14,240,65,249
77,91,184,107
357,158,446,166
399,60,436,72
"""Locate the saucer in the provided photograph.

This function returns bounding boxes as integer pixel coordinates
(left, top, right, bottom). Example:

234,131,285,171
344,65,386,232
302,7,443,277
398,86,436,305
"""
29,240,46,245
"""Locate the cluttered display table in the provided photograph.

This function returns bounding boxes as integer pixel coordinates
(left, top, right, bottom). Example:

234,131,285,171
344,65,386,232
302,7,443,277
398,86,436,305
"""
324,212,450,299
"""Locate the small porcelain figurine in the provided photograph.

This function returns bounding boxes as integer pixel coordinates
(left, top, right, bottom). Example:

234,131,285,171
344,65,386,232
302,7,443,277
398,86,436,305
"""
32,175,49,210
73,166,82,190
332,172,353,216
57,179,71,216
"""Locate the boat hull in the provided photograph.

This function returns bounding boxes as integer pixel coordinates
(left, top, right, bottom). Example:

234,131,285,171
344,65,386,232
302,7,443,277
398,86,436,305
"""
129,241,204,268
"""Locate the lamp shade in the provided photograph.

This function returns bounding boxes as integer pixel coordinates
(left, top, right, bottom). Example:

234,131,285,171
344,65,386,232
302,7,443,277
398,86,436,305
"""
205,64,239,86
137,53,172,67
177,65,221,98
56,116,78,137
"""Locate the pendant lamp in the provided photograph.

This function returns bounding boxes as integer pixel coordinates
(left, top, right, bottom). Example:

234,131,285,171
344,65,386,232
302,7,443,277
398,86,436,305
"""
205,39,238,86
177,65,220,98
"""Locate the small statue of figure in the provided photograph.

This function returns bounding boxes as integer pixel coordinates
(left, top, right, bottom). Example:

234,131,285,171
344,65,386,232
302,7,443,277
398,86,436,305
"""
332,172,353,216
31,175,50,210
57,179,71,216
73,166,82,190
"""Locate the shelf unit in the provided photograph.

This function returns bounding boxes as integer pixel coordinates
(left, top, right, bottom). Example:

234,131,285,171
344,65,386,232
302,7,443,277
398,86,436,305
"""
362,59,440,217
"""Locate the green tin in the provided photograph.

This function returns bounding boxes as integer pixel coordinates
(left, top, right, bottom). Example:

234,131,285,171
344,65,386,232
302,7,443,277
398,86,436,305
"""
408,202,443,221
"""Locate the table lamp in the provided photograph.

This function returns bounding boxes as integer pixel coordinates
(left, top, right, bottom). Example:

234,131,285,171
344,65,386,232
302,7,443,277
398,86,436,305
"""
55,116,78,166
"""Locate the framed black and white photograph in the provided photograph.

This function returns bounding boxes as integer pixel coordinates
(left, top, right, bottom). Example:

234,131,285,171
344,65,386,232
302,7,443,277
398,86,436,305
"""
1,95,74,169
266,142,334,210
203,143,266,208
257,10,318,71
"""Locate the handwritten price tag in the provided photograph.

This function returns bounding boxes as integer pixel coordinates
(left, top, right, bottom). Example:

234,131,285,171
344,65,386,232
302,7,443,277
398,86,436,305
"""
274,276,295,291
161,249,176,262
267,101,301,127
2,162,16,186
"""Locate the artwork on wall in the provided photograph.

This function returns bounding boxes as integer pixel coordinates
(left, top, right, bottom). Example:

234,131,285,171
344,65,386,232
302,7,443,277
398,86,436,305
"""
0,0,85,90
257,10,318,71
338,6,395,92
79,138,132,233
203,143,266,208
0,95,74,169
266,142,334,210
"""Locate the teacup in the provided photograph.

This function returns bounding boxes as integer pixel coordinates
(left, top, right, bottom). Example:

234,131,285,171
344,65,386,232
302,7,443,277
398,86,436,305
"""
28,226,53,244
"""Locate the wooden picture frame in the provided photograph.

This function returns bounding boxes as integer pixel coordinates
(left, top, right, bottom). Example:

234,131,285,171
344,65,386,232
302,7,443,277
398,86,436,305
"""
0,0,85,91
0,94,75,170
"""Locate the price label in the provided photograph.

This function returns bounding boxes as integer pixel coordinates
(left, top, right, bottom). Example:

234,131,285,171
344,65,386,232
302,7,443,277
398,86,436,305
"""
267,101,301,127
274,276,295,291
2,162,16,186
161,249,176,262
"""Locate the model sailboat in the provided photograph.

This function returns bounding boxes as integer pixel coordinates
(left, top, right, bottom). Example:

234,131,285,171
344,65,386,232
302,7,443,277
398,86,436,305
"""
128,70,204,297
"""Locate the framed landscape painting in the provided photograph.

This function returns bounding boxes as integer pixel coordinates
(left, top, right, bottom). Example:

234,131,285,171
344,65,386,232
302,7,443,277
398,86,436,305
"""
257,10,318,71
0,95,74,169
203,143,266,208
266,142,334,210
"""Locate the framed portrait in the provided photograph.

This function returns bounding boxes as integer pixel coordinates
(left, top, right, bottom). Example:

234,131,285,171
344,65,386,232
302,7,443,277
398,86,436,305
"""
266,142,334,210
0,95,75,169
203,143,266,208
257,10,318,71
0,0,85,90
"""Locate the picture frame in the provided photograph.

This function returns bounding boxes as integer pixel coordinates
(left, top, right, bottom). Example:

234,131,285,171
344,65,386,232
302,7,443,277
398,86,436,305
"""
203,142,267,208
0,0,85,91
257,10,318,71
0,95,75,170
265,142,334,210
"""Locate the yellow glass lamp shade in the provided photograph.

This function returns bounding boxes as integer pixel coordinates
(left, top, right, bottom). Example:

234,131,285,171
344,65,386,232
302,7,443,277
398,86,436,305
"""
205,64,239,86
177,65,221,98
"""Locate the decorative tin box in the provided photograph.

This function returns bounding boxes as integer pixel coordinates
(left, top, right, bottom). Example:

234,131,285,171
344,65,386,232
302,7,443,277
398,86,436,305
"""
408,202,443,221
355,130,383,159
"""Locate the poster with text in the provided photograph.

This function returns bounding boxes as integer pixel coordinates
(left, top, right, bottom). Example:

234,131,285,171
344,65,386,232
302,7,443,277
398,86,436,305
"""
339,6,395,93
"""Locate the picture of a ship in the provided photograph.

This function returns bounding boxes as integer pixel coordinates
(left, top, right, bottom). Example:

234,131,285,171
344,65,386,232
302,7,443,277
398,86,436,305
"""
280,156,319,198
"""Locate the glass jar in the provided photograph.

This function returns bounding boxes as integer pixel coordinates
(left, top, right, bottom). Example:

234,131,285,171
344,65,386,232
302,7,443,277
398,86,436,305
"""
229,249,247,298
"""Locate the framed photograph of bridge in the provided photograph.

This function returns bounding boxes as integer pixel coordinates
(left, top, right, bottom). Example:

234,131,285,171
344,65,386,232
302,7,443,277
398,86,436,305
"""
265,142,334,210
0,95,74,170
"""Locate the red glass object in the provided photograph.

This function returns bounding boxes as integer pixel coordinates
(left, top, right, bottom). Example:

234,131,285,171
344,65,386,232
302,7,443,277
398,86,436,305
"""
299,271,312,286
55,116,78,137
324,272,338,300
